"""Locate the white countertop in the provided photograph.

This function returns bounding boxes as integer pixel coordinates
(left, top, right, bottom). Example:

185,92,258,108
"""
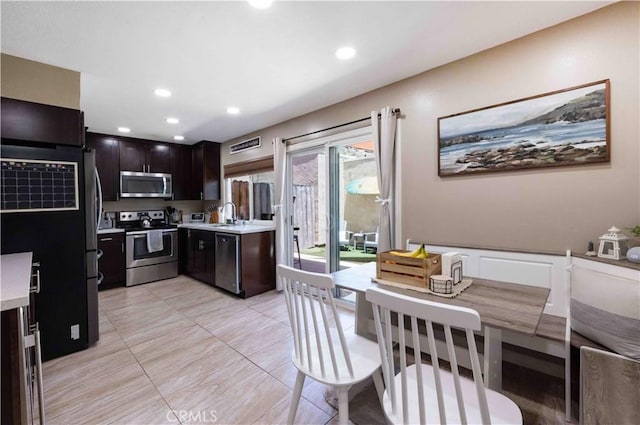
178,222,275,234
97,228,125,235
1,252,33,311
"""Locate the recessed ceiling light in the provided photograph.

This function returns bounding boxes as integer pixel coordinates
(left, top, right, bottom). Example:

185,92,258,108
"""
336,46,356,60
248,0,272,9
154,88,171,97
117,127,131,133
166,117,180,124
227,107,240,115
174,135,185,141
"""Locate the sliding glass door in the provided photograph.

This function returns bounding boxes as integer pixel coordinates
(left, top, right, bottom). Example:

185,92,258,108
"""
285,127,377,299
329,141,379,273
288,148,327,273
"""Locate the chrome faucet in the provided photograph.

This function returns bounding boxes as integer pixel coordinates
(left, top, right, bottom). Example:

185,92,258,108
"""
221,201,238,224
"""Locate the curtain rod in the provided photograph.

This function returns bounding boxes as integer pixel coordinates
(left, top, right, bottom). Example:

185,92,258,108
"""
282,108,400,143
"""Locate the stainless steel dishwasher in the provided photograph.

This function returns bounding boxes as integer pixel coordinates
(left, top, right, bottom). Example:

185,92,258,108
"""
215,233,241,294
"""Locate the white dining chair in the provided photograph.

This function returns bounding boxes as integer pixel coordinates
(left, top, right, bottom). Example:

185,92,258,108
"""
277,264,384,425
366,286,523,425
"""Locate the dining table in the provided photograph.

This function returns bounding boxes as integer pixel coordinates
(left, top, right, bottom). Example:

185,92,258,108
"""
332,262,551,391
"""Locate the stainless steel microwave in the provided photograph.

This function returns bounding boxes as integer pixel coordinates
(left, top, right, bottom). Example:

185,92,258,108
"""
120,171,172,198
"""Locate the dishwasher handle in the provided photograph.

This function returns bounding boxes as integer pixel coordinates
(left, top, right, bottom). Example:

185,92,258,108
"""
216,233,239,243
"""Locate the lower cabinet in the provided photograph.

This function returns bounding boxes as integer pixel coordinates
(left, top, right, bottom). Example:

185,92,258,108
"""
192,230,216,286
98,232,126,288
179,228,215,286
239,231,276,298
179,228,275,298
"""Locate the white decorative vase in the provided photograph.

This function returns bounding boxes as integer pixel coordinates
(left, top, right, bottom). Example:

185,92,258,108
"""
627,246,640,263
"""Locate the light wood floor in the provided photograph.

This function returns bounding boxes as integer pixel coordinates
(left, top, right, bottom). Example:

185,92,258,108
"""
43,275,345,425
42,275,566,424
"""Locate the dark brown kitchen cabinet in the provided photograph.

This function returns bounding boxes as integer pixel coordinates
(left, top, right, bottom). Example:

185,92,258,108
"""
86,132,120,201
192,230,216,286
98,232,126,289
191,141,220,200
119,138,171,173
179,228,275,297
171,144,192,200
119,139,145,172
179,229,215,285
147,142,172,173
1,97,84,146
239,231,275,298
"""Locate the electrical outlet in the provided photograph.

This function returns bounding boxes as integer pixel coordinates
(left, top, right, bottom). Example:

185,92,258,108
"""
71,324,79,340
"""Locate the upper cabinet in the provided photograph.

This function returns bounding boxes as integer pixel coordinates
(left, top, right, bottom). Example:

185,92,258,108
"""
191,141,220,201
119,138,171,173
147,142,172,173
170,144,192,201
85,132,120,201
1,97,84,146
84,132,219,201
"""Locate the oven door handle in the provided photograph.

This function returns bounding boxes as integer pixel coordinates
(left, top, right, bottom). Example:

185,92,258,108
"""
127,229,177,236
131,233,171,240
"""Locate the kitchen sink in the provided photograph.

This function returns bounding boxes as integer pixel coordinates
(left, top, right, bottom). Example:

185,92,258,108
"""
207,223,229,227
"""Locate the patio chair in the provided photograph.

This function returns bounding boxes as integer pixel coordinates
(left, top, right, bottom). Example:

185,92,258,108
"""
366,286,522,424
364,228,378,253
278,265,384,425
339,221,352,251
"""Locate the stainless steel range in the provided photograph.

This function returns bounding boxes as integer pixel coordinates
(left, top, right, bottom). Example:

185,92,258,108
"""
117,210,178,286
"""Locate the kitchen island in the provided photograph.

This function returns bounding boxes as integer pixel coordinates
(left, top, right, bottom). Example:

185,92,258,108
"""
1,252,45,425
177,222,275,298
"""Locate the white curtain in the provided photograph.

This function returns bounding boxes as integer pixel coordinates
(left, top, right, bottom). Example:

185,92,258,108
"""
273,137,287,290
372,107,397,252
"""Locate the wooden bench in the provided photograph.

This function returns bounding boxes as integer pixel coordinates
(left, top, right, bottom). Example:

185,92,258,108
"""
537,313,610,351
536,312,620,421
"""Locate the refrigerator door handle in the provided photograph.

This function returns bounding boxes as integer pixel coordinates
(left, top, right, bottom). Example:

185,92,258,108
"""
95,166,103,231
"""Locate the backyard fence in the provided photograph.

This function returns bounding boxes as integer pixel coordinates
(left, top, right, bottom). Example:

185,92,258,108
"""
293,185,316,250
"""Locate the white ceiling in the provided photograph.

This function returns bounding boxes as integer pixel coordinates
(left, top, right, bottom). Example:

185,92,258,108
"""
1,1,611,145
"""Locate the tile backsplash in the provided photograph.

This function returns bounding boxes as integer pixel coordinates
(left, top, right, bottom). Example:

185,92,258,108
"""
102,199,205,217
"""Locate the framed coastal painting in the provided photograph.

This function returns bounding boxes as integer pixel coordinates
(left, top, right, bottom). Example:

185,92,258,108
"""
438,79,610,177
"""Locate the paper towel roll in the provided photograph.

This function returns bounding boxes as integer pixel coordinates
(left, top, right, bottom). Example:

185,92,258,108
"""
442,252,462,283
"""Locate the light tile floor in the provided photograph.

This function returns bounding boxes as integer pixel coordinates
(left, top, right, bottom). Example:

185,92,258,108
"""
43,275,343,425
42,275,566,425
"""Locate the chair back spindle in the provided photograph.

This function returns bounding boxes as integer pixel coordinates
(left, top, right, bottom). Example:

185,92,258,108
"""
367,287,494,425
278,265,354,381
280,265,386,425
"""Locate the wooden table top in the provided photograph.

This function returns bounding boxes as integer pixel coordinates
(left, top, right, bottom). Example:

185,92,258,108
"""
332,262,550,336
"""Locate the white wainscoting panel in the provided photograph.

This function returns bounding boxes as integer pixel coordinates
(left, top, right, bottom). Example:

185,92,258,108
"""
406,241,568,317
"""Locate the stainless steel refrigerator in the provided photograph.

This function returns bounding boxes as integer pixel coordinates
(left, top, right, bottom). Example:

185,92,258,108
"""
1,142,100,361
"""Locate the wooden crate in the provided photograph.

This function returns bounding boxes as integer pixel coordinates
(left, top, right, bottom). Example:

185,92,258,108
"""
376,250,442,289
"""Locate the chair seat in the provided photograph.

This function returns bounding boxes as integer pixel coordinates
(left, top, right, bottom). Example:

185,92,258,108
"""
383,364,522,425
292,331,381,387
